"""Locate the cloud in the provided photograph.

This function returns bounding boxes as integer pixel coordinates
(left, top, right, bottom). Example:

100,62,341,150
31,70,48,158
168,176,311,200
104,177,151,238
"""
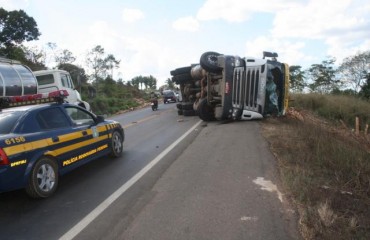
271,0,370,65
196,0,299,22
326,37,370,65
102,35,173,84
121,8,144,23
172,16,200,32
244,36,311,66
0,0,29,10
272,0,370,39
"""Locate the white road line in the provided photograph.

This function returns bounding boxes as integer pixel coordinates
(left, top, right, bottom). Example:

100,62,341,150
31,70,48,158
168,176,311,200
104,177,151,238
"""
59,120,202,240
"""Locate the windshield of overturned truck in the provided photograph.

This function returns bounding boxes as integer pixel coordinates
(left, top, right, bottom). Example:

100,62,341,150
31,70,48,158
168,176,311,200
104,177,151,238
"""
170,51,289,121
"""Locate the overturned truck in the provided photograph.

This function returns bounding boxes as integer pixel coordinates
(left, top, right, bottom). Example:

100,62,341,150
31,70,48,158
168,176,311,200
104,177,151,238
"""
170,51,290,121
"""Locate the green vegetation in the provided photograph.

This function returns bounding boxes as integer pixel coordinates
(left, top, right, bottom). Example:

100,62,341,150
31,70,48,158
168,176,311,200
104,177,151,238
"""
81,78,149,115
292,93,370,130
262,94,370,240
289,53,370,98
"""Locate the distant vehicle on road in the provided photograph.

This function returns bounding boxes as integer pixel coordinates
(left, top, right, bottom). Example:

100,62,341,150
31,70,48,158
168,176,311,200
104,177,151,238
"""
163,90,177,104
0,90,124,198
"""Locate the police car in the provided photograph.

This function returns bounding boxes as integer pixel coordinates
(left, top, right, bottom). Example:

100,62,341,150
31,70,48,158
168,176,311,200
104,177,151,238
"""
0,90,124,198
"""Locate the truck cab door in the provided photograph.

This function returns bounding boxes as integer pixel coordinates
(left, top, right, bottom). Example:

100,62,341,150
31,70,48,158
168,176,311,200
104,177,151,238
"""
60,73,78,103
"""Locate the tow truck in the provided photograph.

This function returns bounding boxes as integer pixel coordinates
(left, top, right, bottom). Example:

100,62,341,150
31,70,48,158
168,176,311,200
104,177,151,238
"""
0,90,124,198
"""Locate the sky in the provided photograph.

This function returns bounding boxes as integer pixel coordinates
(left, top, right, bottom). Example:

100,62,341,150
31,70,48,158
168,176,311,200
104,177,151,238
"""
1,0,370,87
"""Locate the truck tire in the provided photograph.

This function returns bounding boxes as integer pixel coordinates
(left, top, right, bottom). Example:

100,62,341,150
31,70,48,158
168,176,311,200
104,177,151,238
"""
170,66,192,76
200,51,222,73
172,73,192,84
182,102,194,110
198,98,215,121
183,109,197,116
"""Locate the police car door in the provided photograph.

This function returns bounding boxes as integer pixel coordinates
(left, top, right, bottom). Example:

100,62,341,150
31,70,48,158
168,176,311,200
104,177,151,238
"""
62,106,105,168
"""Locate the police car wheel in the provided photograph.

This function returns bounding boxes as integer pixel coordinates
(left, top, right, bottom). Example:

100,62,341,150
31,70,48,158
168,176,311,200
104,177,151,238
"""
110,131,123,158
25,157,58,198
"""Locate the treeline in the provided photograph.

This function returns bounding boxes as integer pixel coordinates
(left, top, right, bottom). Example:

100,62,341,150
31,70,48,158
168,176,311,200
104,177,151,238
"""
289,51,370,98
1,7,369,113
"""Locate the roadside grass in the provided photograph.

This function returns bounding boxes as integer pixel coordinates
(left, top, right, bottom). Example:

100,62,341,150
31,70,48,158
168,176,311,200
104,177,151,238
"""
89,96,141,115
292,93,370,131
261,93,370,240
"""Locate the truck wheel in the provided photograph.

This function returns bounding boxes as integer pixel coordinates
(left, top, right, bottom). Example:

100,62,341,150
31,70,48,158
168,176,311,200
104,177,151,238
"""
182,102,194,110
25,157,58,198
110,131,123,158
200,51,222,73
183,109,197,116
170,66,192,76
198,98,215,121
172,73,192,84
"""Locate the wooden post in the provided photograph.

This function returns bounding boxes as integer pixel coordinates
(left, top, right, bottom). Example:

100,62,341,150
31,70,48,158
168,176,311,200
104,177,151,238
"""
365,124,368,135
355,117,359,136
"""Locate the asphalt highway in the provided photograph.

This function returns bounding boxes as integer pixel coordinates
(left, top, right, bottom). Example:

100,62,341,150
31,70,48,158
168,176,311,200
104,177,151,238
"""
0,102,300,240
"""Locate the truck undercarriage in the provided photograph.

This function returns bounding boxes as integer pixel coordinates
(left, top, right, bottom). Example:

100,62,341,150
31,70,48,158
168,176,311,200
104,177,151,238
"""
170,51,290,121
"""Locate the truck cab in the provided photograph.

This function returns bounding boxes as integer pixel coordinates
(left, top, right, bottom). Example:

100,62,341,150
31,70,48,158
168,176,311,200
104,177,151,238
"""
170,51,290,121
33,70,91,111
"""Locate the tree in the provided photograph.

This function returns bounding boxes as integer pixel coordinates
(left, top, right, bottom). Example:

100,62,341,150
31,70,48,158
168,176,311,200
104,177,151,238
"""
86,45,106,83
0,8,40,48
307,57,339,93
105,54,120,78
85,45,121,83
130,77,140,89
55,49,76,65
359,73,370,99
289,65,306,92
146,75,157,89
21,45,46,70
166,78,175,90
338,51,370,93
129,75,157,90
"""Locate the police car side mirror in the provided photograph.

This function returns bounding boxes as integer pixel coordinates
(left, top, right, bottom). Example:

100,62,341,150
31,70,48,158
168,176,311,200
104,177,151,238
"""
96,115,105,123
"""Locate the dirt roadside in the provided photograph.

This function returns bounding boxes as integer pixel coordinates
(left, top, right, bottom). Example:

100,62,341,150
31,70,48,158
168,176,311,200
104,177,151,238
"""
260,109,370,240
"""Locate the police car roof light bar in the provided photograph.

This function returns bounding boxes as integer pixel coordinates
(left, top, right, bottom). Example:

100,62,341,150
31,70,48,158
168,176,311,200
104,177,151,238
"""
0,90,69,110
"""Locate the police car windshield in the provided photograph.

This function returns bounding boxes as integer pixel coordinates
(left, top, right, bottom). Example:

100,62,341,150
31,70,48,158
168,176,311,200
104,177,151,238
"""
0,111,22,134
